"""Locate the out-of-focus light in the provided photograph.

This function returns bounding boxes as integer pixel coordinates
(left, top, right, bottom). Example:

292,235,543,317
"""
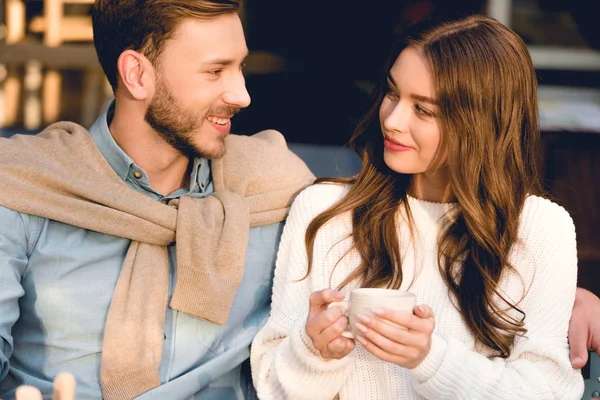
0,65,7,82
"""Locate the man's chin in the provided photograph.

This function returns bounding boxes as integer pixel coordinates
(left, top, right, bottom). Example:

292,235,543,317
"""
196,141,227,160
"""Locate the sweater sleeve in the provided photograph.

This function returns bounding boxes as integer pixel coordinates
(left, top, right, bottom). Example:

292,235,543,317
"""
0,207,31,381
408,197,584,400
251,184,355,400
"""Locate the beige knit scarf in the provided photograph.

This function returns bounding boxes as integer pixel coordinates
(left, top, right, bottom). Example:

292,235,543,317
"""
0,122,315,399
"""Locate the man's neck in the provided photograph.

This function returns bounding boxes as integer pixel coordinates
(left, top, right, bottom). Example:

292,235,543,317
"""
109,106,191,196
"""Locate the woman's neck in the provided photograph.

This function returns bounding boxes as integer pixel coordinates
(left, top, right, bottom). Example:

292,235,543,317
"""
408,169,452,203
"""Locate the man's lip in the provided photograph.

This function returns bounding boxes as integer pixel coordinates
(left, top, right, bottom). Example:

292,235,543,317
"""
207,114,234,119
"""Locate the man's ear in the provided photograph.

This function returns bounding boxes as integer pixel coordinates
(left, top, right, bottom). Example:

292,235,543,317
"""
115,50,156,100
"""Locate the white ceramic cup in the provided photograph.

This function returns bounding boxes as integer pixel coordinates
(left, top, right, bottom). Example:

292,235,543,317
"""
329,288,416,339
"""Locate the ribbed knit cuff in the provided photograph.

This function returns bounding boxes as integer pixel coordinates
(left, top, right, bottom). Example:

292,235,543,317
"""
408,333,448,383
289,317,355,372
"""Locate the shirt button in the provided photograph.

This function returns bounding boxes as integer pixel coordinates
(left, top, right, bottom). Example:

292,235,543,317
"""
199,181,205,190
160,198,168,205
164,334,167,340
133,170,143,179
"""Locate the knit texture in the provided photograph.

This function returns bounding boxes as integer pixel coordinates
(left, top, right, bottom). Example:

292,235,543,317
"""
0,122,315,399
251,183,584,400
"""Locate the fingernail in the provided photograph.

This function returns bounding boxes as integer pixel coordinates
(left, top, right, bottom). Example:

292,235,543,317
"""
571,356,583,366
357,313,371,323
332,290,345,299
416,305,424,313
371,308,384,316
355,323,368,333
356,335,366,345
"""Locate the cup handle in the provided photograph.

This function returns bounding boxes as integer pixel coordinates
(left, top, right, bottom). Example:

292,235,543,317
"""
327,301,355,339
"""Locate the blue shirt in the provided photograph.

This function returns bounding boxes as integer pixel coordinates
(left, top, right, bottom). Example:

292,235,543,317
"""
0,102,283,399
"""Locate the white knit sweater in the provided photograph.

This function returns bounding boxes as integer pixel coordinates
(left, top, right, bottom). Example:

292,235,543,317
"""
251,183,584,400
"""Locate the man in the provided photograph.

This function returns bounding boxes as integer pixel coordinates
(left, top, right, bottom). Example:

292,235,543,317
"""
0,0,314,399
0,1,598,400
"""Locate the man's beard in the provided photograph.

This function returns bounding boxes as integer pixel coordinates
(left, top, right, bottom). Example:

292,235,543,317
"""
145,77,236,160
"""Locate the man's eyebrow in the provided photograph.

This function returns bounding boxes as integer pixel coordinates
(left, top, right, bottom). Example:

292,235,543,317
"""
202,53,249,67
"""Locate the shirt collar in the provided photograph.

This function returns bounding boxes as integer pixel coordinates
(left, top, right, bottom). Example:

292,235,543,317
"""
89,99,211,195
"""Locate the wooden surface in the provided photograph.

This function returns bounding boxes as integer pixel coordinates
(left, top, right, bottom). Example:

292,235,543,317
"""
0,43,287,74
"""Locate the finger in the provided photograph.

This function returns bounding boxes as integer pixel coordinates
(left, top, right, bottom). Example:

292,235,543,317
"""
355,334,404,364
593,336,600,355
568,321,590,369
307,306,344,338
355,321,418,359
413,305,434,319
308,289,345,313
326,336,355,359
15,386,43,400
319,315,349,343
309,312,346,350
54,372,76,400
372,308,434,334
357,314,422,347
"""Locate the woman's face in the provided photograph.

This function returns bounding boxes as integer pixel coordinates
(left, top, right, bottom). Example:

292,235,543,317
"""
379,47,442,176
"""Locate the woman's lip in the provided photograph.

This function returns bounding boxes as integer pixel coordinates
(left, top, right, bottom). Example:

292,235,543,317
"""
384,136,413,152
384,135,411,148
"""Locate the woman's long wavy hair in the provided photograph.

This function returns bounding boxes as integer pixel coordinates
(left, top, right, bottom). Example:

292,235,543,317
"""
304,14,541,358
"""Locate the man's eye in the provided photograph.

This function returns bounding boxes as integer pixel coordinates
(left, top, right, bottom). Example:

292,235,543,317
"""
208,69,222,76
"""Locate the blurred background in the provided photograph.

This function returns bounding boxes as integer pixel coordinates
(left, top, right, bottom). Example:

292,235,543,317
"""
0,0,599,396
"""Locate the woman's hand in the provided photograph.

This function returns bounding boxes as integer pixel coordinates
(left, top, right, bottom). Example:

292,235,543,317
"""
354,304,435,368
305,289,355,360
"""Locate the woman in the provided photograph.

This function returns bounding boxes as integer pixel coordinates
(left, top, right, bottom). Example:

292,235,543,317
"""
251,14,584,399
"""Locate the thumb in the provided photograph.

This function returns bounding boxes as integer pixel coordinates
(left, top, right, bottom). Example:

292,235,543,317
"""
309,289,345,313
568,324,589,369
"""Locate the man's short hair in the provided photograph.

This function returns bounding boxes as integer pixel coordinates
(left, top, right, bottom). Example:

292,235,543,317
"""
91,0,242,91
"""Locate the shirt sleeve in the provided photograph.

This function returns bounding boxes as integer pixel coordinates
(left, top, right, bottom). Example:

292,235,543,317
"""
408,198,584,400
250,186,355,400
0,206,30,381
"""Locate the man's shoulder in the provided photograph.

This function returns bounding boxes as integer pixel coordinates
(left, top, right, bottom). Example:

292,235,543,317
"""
227,129,287,149
222,130,315,195
0,205,46,251
225,129,300,169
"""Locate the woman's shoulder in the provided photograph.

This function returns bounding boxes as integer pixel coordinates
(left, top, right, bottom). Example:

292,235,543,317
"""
294,181,352,208
519,195,576,245
521,195,574,229
288,182,352,221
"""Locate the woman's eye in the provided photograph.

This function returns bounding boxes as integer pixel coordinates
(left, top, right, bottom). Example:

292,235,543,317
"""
415,104,434,117
385,89,399,99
